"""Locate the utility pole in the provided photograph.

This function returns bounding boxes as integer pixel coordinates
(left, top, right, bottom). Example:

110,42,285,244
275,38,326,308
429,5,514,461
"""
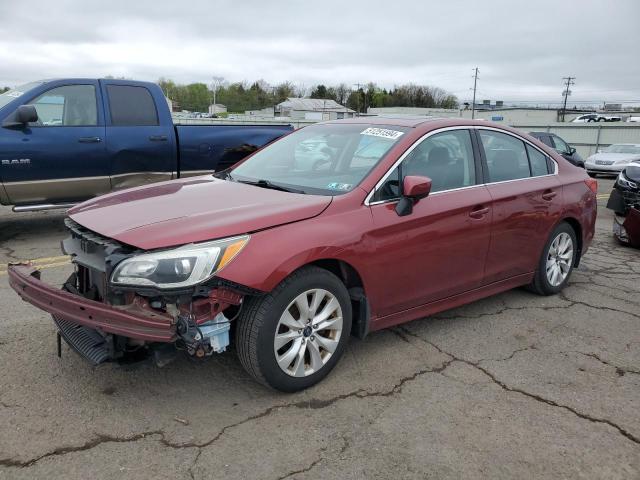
211,76,224,114
471,68,479,119
561,76,575,122
353,83,363,115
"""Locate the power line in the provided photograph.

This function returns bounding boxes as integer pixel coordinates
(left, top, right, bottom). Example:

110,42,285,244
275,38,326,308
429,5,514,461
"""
560,76,575,122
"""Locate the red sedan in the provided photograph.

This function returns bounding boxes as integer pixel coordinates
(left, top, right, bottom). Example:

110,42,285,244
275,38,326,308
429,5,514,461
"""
9,117,597,391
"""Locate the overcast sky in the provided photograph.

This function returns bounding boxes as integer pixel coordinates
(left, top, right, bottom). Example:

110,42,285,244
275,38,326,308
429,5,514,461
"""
1,0,638,106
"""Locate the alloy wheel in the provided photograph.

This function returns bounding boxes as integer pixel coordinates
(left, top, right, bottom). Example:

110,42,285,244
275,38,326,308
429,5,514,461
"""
273,288,343,377
546,232,574,287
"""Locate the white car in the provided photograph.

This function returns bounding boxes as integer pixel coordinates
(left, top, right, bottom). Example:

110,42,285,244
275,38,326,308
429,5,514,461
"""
572,113,622,123
627,116,640,123
585,144,640,176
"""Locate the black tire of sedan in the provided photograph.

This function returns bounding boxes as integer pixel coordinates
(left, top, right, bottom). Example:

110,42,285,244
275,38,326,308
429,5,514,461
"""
235,266,352,392
529,222,577,296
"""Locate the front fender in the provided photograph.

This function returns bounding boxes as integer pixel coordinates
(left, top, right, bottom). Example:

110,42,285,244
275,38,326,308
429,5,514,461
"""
215,206,373,293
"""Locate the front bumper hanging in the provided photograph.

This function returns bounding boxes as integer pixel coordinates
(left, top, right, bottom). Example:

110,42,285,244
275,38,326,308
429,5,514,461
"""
8,264,177,343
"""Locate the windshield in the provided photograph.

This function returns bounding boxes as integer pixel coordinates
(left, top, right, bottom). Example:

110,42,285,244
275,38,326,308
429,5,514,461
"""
602,144,640,154
229,123,409,195
0,81,44,109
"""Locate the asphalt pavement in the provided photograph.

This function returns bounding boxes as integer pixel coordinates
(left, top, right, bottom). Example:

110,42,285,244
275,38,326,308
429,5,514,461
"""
0,178,638,479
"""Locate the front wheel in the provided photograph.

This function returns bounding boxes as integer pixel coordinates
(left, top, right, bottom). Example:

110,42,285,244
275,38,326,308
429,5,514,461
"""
235,266,352,392
529,222,577,295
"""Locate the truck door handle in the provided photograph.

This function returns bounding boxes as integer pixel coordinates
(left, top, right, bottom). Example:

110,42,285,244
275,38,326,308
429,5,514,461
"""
78,136,102,143
542,190,557,201
469,206,490,219
149,135,168,142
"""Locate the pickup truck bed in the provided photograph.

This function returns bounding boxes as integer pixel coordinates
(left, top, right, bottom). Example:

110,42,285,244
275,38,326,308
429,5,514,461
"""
0,78,292,209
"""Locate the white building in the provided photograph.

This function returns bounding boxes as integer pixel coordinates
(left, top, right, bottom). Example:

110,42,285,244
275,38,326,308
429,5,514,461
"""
208,103,227,115
276,98,355,121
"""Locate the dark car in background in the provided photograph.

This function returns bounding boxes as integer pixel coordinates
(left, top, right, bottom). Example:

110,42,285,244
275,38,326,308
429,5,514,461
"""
528,132,584,168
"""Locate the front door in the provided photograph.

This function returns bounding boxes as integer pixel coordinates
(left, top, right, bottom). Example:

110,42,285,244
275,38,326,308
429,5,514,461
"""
476,128,563,284
1,82,109,205
366,128,492,317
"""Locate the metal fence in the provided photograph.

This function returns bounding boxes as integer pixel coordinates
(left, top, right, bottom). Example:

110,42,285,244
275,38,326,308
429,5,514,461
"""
174,116,640,159
512,123,640,158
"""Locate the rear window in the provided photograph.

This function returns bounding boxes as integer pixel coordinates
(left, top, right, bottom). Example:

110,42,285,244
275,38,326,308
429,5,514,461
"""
107,85,158,126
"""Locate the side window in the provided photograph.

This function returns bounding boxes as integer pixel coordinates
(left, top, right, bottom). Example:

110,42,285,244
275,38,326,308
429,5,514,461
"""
371,165,400,202
538,135,554,148
551,135,569,154
479,130,530,182
371,129,476,201
107,85,158,126
27,85,97,126
526,144,550,176
402,130,476,193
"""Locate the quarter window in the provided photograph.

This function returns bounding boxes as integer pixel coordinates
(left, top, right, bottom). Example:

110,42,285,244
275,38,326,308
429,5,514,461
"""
27,85,97,126
526,144,550,176
479,130,531,182
107,85,158,126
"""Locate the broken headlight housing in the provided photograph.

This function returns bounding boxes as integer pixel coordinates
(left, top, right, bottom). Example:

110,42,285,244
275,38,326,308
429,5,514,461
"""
617,171,638,190
110,235,249,289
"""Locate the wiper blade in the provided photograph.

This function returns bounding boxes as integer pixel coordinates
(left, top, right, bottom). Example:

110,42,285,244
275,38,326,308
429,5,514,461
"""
236,179,305,194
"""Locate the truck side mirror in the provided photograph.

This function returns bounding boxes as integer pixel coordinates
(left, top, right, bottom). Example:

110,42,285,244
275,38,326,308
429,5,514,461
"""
16,105,38,124
395,175,432,217
2,105,38,128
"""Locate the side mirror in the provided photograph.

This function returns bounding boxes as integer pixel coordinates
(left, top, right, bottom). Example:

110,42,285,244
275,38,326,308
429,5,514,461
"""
395,175,432,217
2,105,38,128
568,146,576,155
16,105,38,124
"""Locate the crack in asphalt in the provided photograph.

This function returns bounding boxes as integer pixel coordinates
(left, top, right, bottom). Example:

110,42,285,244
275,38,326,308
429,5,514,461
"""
395,327,640,447
573,351,640,376
0,358,455,470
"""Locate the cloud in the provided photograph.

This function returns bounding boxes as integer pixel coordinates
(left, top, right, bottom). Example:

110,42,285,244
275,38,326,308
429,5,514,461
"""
0,0,638,104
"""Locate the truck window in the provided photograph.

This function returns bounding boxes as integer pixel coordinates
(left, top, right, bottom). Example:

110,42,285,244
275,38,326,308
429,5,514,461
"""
27,85,97,126
107,85,158,126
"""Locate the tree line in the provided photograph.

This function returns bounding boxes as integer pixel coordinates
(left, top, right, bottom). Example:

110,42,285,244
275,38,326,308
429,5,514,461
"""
157,78,458,113
0,87,9,94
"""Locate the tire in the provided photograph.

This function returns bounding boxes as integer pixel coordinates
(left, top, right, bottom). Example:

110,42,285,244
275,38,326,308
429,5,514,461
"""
529,222,577,296
235,266,352,392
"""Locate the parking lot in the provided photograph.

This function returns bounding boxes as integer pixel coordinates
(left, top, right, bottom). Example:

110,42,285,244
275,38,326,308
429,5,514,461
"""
0,177,638,479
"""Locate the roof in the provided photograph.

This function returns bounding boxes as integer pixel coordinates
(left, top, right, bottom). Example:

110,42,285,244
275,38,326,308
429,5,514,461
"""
277,97,355,113
322,115,515,130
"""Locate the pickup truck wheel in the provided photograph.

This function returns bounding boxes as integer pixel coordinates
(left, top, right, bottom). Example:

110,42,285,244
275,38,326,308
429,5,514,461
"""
235,266,352,392
528,222,577,296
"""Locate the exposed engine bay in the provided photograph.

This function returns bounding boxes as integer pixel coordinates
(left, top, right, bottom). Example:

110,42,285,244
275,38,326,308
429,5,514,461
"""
59,218,252,366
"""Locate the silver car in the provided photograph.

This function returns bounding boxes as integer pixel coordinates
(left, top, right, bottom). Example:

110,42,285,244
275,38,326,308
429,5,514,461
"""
585,144,640,177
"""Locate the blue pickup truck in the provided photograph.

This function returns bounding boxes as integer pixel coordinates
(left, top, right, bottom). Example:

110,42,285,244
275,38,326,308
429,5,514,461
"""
0,79,292,211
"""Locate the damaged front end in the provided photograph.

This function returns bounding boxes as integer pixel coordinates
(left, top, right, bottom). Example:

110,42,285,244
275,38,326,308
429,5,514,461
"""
8,218,257,366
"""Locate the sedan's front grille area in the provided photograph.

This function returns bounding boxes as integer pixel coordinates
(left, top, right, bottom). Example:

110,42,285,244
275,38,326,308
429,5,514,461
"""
64,218,128,250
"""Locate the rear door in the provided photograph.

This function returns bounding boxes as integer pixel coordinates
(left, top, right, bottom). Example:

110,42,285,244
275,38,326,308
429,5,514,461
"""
1,81,109,205
366,128,492,317
102,81,175,190
477,128,562,284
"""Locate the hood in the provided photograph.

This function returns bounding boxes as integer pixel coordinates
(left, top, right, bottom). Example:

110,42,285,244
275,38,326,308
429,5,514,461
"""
588,152,640,163
68,176,332,249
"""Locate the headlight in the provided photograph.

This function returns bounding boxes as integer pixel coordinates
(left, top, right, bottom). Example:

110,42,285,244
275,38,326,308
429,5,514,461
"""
617,171,638,189
110,235,249,289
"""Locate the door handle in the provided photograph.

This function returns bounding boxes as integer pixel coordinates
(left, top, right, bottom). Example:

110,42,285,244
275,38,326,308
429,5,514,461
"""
149,135,168,142
78,136,101,143
542,190,557,201
469,206,490,219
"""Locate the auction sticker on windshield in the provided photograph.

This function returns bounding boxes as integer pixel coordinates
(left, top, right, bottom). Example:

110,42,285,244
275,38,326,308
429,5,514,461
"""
361,127,404,140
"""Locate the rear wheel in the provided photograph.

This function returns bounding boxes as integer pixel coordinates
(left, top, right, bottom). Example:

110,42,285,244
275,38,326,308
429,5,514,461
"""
529,222,577,295
235,266,351,392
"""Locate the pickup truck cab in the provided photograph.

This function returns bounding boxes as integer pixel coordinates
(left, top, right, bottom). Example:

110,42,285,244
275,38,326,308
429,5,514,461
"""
0,79,292,210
